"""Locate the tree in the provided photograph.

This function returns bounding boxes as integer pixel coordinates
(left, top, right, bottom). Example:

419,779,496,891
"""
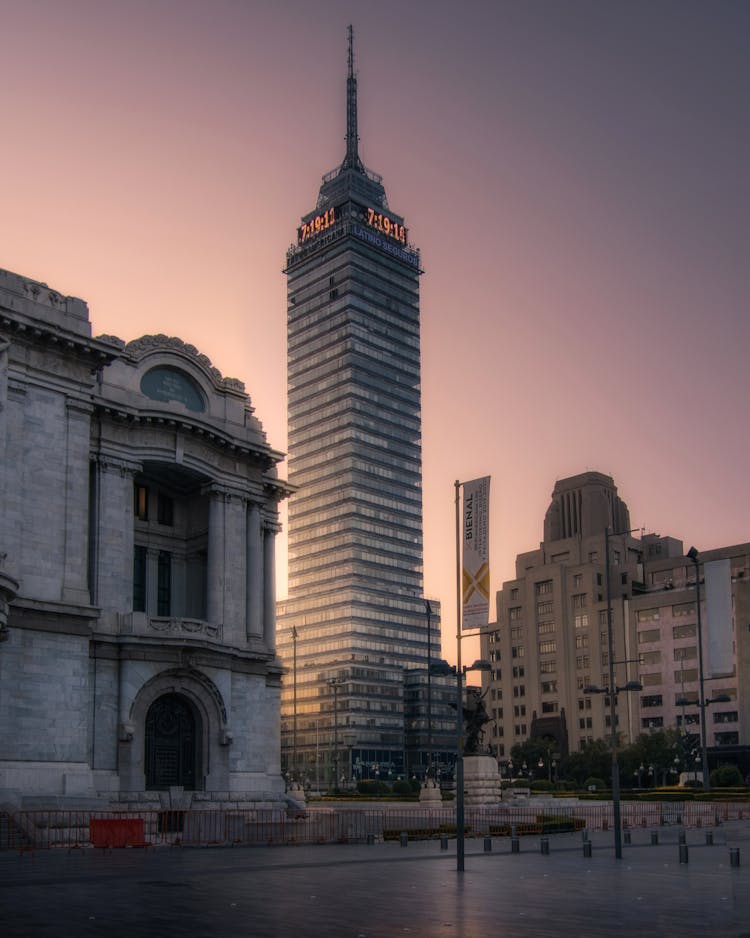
620,729,683,786
558,739,611,788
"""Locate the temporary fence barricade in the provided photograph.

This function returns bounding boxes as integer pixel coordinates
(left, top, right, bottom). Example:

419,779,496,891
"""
4,801,749,851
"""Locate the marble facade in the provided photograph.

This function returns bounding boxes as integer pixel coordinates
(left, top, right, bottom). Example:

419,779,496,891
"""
0,267,290,806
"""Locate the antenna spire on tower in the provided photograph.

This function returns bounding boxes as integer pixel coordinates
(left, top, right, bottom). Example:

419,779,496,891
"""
343,24,364,172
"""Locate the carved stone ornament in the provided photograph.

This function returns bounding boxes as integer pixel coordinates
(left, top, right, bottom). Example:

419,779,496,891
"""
119,722,135,742
122,334,245,391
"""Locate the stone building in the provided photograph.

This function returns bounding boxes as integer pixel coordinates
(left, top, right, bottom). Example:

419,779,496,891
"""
480,472,749,776
0,267,290,807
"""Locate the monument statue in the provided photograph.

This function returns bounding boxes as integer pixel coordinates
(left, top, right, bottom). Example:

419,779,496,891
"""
463,687,491,754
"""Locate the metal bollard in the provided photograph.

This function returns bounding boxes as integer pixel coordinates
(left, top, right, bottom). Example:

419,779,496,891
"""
623,830,631,845
679,844,689,864
366,833,375,846
583,840,592,858
705,830,714,846
730,848,740,868
678,830,686,845
582,828,589,842
511,836,520,854
399,831,408,847
484,837,492,853
440,834,448,850
650,830,659,846
540,837,550,855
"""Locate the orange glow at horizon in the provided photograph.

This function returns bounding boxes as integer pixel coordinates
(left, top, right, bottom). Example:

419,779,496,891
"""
2,1,748,666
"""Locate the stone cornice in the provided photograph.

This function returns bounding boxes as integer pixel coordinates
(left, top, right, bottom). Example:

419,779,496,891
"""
1,313,122,365
91,400,288,473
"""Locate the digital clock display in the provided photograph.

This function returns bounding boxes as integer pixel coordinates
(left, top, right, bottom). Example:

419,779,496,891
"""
298,206,336,244
365,207,406,244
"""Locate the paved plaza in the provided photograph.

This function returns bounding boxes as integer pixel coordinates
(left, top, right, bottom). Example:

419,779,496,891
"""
1,824,749,938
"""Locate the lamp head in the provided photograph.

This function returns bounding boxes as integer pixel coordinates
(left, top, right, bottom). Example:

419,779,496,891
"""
687,546,699,562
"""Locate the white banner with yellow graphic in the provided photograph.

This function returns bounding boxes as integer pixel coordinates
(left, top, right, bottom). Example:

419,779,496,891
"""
462,476,490,630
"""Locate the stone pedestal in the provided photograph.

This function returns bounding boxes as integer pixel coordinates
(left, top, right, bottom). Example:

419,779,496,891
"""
419,777,442,804
463,754,501,806
287,780,306,805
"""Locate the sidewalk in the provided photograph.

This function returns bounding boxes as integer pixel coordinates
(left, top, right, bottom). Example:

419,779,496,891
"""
1,824,748,937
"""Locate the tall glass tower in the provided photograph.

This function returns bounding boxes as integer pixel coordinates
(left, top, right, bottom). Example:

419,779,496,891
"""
277,29,447,787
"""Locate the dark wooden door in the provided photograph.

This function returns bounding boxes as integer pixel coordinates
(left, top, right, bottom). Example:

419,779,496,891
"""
145,695,198,790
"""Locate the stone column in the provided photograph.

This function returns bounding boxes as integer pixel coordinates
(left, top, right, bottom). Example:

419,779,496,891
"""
222,492,247,647
93,455,141,628
0,568,19,643
246,502,263,641
62,399,94,604
205,486,226,628
263,521,277,651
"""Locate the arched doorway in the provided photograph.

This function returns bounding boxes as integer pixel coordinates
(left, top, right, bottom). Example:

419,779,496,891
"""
145,694,201,790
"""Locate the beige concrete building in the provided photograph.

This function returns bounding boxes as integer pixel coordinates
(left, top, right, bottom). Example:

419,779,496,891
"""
480,472,749,775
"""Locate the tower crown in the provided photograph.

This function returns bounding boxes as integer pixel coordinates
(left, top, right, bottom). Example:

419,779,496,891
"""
342,24,365,174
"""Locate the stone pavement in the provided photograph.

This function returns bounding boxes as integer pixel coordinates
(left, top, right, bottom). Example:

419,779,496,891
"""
1,824,749,938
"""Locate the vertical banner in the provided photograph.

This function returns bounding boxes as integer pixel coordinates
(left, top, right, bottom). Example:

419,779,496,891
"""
462,476,490,630
704,558,733,677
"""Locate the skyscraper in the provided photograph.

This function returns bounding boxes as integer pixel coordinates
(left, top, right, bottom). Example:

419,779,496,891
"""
277,29,447,786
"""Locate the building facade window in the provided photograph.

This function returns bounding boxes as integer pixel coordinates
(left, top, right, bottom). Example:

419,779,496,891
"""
135,484,149,521
157,551,172,616
672,624,697,640
133,545,147,612
713,711,738,724
638,628,661,643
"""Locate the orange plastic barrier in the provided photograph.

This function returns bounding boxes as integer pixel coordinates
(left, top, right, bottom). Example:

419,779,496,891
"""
89,817,146,848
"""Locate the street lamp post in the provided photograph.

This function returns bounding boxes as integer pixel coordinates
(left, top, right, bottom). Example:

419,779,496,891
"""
687,546,711,793
327,677,345,792
425,600,433,779
588,525,643,859
430,657,491,872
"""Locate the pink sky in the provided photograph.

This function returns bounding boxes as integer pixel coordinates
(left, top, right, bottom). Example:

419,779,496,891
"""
3,0,748,664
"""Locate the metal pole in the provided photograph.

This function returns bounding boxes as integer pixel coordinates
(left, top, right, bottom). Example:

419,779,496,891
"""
455,479,465,872
692,556,711,792
292,626,298,778
426,599,433,777
605,527,623,859
333,682,339,791
456,666,464,872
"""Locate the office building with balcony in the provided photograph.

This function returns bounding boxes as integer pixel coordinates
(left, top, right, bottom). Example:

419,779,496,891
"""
480,471,749,775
